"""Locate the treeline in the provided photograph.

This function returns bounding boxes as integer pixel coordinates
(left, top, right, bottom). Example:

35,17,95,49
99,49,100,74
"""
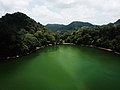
0,12,56,58
0,12,120,58
61,23,120,53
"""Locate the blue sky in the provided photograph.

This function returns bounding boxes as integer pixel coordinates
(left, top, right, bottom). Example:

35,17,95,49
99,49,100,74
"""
0,0,120,25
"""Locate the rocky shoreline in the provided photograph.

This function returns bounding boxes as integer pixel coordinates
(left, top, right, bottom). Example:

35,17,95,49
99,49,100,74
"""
89,45,120,55
63,43,120,55
0,44,120,60
0,45,46,60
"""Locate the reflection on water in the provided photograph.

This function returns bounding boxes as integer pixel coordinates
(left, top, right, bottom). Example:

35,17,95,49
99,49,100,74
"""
0,45,120,90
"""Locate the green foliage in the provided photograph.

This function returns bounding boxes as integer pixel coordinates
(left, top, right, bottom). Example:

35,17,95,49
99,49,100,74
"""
0,12,120,58
63,23,120,53
0,12,55,58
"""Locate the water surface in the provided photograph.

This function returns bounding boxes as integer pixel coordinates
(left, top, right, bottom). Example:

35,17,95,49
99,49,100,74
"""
0,45,120,90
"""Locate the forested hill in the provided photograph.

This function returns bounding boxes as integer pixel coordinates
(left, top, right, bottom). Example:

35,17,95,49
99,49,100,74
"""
61,20,120,53
64,21,94,30
46,24,65,31
0,12,120,59
0,12,56,58
46,21,94,31
114,19,120,24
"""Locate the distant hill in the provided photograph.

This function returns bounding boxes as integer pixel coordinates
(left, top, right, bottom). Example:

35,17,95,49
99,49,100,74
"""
46,21,94,31
46,24,65,31
64,21,94,30
114,19,120,24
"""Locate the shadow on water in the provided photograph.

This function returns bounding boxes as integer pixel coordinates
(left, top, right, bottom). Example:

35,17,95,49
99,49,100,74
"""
42,45,59,52
0,50,40,78
0,45,60,78
77,46,120,62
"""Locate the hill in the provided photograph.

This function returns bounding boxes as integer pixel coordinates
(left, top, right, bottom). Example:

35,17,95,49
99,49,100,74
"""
46,21,94,31
46,24,65,31
0,12,120,58
64,21,94,30
60,19,120,53
0,12,55,58
114,19,120,24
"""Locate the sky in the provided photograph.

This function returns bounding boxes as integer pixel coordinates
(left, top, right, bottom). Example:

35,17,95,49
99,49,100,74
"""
0,0,120,25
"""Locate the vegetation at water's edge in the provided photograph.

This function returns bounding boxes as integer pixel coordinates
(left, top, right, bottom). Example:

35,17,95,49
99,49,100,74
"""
0,12,120,59
0,12,57,58
60,22,120,53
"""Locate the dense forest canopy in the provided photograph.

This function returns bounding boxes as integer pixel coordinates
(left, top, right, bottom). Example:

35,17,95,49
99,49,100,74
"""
0,12,120,59
0,12,56,58
60,22,120,53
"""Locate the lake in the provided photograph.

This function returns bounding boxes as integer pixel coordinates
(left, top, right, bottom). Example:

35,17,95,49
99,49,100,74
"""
0,45,120,90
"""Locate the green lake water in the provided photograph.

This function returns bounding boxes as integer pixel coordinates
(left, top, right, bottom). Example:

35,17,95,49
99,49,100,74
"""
0,45,120,90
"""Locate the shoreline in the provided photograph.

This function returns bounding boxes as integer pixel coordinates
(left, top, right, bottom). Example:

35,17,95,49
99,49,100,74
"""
87,45,120,55
0,44,120,60
63,43,74,45
0,45,47,60
63,43,120,55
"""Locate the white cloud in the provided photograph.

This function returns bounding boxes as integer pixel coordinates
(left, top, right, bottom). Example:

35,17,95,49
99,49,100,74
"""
0,0,120,25
0,0,31,10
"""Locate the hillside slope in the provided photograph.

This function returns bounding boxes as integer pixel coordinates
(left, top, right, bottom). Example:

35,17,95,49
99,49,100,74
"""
0,12,55,58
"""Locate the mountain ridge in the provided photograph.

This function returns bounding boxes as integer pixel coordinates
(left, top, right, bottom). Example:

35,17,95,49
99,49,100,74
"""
46,21,94,31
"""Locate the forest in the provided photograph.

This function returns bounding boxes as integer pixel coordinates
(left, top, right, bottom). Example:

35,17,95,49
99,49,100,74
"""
60,22,120,53
0,12,56,58
0,12,120,59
